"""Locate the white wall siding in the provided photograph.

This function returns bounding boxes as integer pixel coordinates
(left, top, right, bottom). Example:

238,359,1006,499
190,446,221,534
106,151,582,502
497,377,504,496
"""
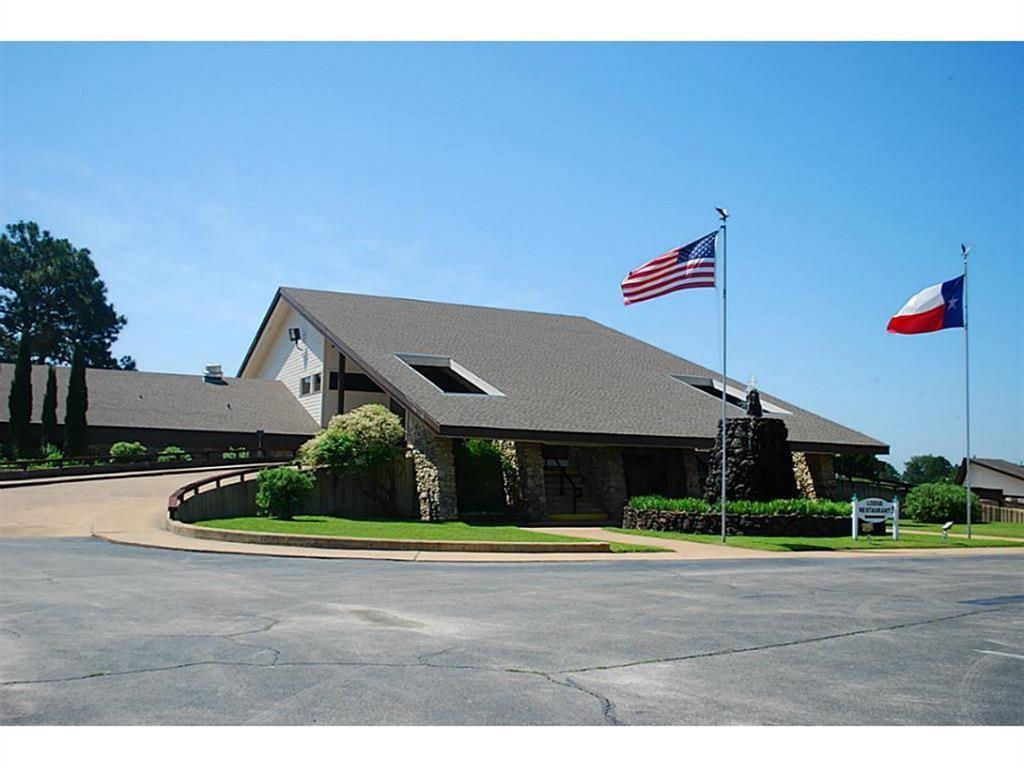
966,464,1024,498
249,304,326,425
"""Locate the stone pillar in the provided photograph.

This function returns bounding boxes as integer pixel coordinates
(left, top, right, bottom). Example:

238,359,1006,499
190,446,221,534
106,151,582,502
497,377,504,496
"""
806,453,838,500
406,414,458,520
569,446,627,517
792,451,818,500
683,449,703,497
494,440,547,520
704,417,797,502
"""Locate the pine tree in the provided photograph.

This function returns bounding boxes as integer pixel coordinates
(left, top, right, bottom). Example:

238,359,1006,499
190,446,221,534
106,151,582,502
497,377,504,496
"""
64,346,88,455
6,333,32,457
40,365,59,450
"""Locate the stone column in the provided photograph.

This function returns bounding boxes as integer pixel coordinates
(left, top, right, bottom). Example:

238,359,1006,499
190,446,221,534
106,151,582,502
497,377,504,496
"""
806,453,838,500
495,439,547,520
406,414,458,520
792,451,818,500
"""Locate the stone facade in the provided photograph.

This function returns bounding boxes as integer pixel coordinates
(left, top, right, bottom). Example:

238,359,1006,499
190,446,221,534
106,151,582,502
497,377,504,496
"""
405,414,458,520
792,451,817,500
805,453,838,500
704,417,797,502
495,439,547,520
569,446,627,517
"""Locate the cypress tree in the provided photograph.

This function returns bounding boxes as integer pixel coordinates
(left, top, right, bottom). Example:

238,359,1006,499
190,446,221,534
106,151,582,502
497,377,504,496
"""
64,346,89,455
7,333,32,457
41,365,59,450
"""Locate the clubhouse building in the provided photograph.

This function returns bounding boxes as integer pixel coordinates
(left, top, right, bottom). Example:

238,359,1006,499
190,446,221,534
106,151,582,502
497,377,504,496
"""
2,287,888,522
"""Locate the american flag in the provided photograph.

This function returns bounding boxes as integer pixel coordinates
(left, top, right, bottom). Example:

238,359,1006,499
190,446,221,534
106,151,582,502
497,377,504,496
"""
621,230,718,305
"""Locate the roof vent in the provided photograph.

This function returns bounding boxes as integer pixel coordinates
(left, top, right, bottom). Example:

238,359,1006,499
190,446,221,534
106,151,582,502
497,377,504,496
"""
203,363,225,384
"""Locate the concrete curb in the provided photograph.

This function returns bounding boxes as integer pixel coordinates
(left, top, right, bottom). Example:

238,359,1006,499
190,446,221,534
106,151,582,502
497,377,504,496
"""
165,519,613,553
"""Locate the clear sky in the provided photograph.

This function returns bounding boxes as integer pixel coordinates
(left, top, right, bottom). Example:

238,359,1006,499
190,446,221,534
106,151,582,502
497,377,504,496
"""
1,43,1021,470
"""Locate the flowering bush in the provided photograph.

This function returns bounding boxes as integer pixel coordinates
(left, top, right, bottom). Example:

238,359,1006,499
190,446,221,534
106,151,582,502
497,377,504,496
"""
300,404,404,473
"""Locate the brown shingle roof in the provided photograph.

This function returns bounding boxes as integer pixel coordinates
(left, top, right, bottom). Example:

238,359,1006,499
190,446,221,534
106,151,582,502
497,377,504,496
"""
0,364,318,436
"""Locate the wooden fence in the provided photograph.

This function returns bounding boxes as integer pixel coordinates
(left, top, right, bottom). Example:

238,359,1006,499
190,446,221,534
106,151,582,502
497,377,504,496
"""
980,503,1024,524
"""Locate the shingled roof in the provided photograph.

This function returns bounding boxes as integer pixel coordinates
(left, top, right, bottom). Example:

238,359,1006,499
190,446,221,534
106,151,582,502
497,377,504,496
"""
0,364,318,436
241,287,887,453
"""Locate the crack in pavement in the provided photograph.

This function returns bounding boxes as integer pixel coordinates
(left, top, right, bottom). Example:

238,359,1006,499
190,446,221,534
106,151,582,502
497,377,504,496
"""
4,604,1016,726
559,605,1017,673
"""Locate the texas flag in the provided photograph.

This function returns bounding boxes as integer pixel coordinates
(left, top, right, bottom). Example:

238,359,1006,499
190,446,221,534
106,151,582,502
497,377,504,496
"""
887,274,965,334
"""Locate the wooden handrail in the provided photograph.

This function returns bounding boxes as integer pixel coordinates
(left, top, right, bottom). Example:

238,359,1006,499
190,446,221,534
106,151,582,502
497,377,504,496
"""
167,464,286,517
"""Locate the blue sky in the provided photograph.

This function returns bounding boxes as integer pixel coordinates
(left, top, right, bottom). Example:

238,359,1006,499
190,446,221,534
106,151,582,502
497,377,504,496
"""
1,43,1021,469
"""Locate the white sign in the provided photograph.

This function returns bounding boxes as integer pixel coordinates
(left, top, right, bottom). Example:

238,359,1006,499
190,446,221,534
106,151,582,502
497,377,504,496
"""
851,496,900,540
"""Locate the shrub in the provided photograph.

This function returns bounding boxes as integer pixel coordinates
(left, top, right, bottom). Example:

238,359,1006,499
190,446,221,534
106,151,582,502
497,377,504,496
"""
300,404,404,473
109,441,147,462
158,446,192,463
627,495,849,517
455,438,506,513
904,482,980,523
222,446,251,460
255,466,315,519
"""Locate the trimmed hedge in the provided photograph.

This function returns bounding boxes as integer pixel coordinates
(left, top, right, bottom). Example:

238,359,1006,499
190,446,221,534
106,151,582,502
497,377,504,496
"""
622,507,850,537
628,495,850,517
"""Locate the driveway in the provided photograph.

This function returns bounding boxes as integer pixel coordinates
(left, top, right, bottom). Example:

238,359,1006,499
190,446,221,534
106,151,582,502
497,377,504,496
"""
1,538,1021,725
0,467,257,538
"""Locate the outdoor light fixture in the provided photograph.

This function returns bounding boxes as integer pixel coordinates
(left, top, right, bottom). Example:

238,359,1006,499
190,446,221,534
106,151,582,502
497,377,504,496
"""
941,521,954,541
288,327,302,345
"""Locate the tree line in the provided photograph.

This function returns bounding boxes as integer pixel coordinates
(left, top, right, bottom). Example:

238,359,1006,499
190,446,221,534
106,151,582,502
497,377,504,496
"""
834,452,961,486
3,221,132,458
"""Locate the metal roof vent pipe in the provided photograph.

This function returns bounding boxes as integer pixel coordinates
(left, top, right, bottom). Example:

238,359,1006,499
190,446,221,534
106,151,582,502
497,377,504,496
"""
203,363,226,384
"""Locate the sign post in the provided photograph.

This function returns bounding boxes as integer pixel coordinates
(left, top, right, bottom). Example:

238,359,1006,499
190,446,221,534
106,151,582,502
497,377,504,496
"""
852,496,900,541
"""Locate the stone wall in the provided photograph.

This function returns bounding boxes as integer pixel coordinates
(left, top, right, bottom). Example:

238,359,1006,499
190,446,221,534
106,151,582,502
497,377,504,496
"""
622,507,849,537
569,446,627,518
406,414,458,520
704,417,797,502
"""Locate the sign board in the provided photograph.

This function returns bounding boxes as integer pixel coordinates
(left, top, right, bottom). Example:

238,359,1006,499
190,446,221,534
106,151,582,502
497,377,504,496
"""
851,496,900,540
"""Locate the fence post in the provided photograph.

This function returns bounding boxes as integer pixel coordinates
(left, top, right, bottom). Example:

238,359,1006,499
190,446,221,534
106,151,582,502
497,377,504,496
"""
892,495,899,540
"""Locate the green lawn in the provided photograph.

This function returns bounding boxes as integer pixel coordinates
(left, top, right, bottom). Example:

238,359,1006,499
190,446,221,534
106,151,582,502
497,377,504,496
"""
898,521,1024,540
195,515,667,551
605,527,1024,552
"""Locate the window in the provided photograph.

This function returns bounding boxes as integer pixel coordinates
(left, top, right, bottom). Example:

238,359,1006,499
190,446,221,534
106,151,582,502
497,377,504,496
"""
328,371,339,390
670,374,790,414
312,373,322,393
395,354,503,396
299,376,311,396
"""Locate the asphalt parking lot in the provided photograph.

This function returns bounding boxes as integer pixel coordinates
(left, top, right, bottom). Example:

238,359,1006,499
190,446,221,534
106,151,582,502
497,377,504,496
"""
1,538,1022,725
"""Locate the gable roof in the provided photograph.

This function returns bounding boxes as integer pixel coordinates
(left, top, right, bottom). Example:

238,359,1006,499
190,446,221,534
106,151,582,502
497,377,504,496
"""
957,458,1024,485
0,364,318,436
241,287,887,453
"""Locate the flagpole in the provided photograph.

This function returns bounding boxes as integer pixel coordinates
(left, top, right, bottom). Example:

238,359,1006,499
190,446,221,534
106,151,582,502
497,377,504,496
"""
962,243,971,539
717,207,729,543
